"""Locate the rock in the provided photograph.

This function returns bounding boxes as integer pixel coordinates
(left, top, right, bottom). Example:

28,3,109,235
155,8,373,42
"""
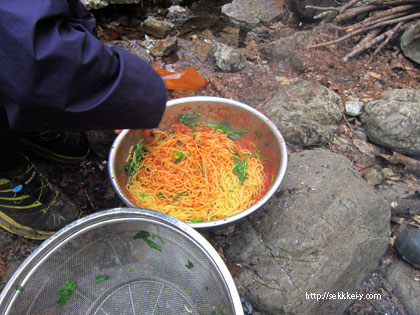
287,0,340,21
386,260,420,315
364,167,383,186
166,5,192,25
221,0,285,29
260,31,317,61
206,42,246,73
142,16,175,39
360,89,420,155
108,40,153,63
82,0,139,10
394,230,420,269
263,80,342,146
376,181,420,217
82,0,184,10
345,101,364,117
149,36,178,57
351,126,368,141
401,20,420,65
225,149,390,314
259,30,317,70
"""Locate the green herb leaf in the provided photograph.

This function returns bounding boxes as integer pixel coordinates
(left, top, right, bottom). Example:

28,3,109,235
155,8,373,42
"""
16,285,23,292
173,193,180,201
167,130,175,136
140,192,149,197
233,155,248,185
133,230,150,240
190,218,204,223
145,239,162,251
253,152,262,160
129,267,135,272
56,280,77,306
157,192,165,198
185,259,194,269
216,303,224,315
178,113,202,126
206,123,248,140
124,144,148,176
95,275,110,284
152,234,165,245
254,130,263,137
173,151,186,164
200,162,206,177
185,305,193,313
133,230,163,252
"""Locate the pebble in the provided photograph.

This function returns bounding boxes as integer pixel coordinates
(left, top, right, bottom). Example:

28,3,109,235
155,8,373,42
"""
345,101,364,116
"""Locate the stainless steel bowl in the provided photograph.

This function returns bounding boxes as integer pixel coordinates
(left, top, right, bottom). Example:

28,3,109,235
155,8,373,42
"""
0,208,244,315
108,96,288,229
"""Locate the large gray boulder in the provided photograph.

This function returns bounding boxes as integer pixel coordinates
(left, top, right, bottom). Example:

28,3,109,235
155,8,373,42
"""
263,80,342,146
360,89,420,155
225,149,391,314
401,20,420,65
386,261,420,315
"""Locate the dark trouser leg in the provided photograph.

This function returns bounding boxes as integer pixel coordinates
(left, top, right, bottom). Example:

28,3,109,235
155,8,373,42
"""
0,109,22,171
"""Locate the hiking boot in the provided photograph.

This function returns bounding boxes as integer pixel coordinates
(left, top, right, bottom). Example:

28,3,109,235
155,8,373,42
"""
21,131,91,163
0,155,80,240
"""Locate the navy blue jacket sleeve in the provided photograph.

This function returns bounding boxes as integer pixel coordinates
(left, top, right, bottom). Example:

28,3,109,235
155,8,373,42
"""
0,0,167,131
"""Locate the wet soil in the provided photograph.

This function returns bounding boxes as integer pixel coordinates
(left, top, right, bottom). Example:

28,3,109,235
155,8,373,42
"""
1,1,420,314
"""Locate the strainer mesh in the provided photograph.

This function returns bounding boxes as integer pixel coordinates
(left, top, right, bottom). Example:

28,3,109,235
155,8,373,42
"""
7,219,233,315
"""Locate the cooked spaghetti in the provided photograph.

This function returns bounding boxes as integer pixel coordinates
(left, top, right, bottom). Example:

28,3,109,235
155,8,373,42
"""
125,119,266,222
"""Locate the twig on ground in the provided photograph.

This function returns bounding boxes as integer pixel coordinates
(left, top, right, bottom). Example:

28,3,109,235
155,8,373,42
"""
306,0,420,62
336,5,378,23
305,5,341,13
309,12,420,49
342,28,382,62
336,2,420,23
346,4,417,32
368,22,405,63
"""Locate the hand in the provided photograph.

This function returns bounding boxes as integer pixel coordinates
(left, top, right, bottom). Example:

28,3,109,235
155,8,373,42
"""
113,129,154,143
142,129,154,144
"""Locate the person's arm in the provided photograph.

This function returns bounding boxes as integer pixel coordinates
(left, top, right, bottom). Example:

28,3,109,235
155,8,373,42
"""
0,0,167,131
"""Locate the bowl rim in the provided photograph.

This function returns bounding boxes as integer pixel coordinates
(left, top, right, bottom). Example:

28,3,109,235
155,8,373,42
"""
108,96,288,229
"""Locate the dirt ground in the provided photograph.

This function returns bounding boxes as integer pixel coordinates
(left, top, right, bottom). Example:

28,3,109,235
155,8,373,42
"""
1,1,420,314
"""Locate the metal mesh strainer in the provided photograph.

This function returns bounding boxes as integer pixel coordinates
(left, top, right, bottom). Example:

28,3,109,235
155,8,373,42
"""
0,208,243,315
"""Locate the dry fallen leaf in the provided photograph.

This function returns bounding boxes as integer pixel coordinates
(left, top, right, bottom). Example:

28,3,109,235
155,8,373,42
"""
368,71,382,79
353,139,375,158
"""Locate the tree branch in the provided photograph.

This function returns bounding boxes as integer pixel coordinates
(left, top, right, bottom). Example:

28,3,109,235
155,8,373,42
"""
342,23,407,62
309,11,420,49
